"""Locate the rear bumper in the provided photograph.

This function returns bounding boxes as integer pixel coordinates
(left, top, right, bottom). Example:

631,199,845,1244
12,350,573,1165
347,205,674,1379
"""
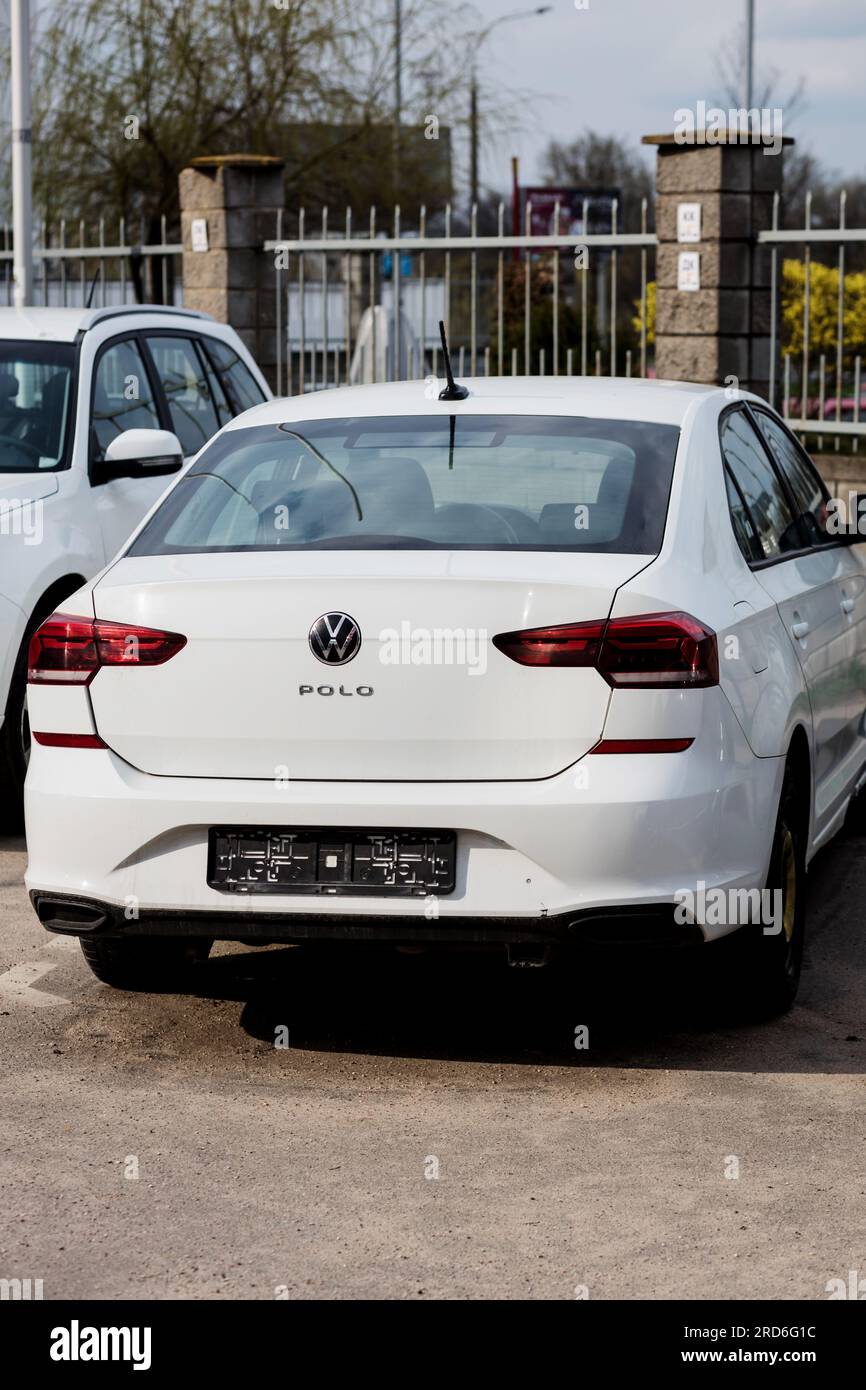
24,688,784,944
29,893,704,948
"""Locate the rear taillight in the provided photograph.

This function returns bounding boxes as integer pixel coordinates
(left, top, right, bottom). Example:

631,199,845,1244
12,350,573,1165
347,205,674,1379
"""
493,611,718,689
28,614,186,686
492,621,605,668
591,738,694,754
32,732,107,749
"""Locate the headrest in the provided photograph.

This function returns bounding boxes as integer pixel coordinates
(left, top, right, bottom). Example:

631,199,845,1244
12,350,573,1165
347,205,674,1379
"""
251,478,357,544
344,455,435,528
596,455,634,506
0,372,19,401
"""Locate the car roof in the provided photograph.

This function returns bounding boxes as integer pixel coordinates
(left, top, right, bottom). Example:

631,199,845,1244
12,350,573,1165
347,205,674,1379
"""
226,376,743,430
0,304,212,343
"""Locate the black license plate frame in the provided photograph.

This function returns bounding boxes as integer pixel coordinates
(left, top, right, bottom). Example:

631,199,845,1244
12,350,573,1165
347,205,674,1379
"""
208,827,456,897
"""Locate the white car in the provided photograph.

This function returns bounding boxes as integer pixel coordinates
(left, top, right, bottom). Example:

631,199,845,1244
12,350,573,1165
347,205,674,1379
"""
23,375,866,1015
0,305,270,827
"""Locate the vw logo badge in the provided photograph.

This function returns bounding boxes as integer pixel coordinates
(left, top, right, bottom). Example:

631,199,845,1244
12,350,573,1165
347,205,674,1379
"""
309,612,362,665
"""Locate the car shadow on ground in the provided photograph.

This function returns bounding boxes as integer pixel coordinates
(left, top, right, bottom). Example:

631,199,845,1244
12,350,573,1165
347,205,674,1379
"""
184,822,866,1073
192,939,859,1074
4,824,864,1073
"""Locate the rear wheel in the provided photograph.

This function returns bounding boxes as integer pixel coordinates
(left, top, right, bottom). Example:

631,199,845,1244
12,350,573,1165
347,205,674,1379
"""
79,936,213,990
731,766,806,1018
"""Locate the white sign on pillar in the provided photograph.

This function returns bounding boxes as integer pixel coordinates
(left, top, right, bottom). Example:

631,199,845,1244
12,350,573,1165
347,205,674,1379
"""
677,252,701,292
191,218,209,253
677,203,702,243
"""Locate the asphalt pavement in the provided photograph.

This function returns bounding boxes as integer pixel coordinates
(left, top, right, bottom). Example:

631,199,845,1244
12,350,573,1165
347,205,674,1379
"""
1,825,864,1300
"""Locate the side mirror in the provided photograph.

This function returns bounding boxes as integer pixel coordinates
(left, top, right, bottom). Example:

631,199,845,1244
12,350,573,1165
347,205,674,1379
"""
98,428,184,481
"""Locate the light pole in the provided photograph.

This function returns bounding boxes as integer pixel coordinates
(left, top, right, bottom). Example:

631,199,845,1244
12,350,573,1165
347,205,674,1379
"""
393,0,402,195
10,0,33,307
469,6,552,209
743,0,755,109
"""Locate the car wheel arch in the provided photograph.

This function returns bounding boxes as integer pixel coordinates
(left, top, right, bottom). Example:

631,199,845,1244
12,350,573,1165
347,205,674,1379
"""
784,724,813,849
26,574,89,635
4,571,86,711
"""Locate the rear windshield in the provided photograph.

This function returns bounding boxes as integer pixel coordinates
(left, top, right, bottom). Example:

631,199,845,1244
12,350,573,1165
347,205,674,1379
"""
128,414,680,556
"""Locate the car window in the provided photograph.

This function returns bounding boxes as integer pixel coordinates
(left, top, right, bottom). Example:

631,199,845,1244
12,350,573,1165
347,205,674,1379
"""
753,409,833,547
720,409,802,560
146,336,221,456
91,338,161,462
203,338,266,414
0,340,75,472
195,339,234,426
128,415,680,556
724,468,764,564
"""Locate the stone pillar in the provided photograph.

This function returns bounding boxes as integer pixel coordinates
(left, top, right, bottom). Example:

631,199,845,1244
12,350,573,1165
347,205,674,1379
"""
643,131,792,401
179,154,284,391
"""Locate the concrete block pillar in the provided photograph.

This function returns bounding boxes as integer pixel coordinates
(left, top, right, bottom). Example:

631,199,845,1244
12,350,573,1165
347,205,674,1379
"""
179,154,284,392
643,131,792,401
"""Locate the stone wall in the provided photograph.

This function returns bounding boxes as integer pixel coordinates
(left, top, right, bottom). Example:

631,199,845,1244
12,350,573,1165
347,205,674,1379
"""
644,131,791,400
179,155,284,391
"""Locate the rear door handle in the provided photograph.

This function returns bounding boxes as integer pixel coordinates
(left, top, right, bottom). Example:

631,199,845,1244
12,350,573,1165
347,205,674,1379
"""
841,596,855,614
791,620,810,640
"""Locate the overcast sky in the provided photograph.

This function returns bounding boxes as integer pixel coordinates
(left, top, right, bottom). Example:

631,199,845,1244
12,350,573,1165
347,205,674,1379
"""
463,0,865,192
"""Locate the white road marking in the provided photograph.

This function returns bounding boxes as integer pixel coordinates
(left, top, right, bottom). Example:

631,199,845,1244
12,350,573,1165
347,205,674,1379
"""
0,960,70,1008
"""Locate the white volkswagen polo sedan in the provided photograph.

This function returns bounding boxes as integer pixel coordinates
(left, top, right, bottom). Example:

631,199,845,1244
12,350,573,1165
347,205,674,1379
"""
23,376,866,1014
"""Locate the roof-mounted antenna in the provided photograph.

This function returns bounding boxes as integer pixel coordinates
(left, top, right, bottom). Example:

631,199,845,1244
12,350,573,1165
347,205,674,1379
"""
438,320,469,401
85,264,103,309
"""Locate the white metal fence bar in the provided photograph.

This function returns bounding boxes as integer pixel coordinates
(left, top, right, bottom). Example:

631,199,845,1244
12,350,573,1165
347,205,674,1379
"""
264,232,657,253
758,229,866,244
0,243,182,258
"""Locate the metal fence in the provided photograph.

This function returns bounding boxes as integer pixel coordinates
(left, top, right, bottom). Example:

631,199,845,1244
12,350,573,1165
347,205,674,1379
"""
4,196,865,449
266,195,866,448
761,190,866,447
0,219,182,307
265,199,656,395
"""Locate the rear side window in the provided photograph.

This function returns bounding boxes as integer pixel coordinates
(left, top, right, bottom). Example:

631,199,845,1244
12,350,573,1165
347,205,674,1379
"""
196,341,234,427
720,409,801,560
724,469,764,564
146,335,221,456
203,338,266,414
128,414,680,556
753,409,833,547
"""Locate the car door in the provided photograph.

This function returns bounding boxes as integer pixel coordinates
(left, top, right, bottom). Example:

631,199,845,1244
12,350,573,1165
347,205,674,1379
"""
88,333,181,560
720,405,851,837
752,405,866,781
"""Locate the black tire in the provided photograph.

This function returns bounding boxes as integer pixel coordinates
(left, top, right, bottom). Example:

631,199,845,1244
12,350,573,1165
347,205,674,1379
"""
0,625,32,834
843,779,866,838
731,766,807,1019
79,936,213,990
